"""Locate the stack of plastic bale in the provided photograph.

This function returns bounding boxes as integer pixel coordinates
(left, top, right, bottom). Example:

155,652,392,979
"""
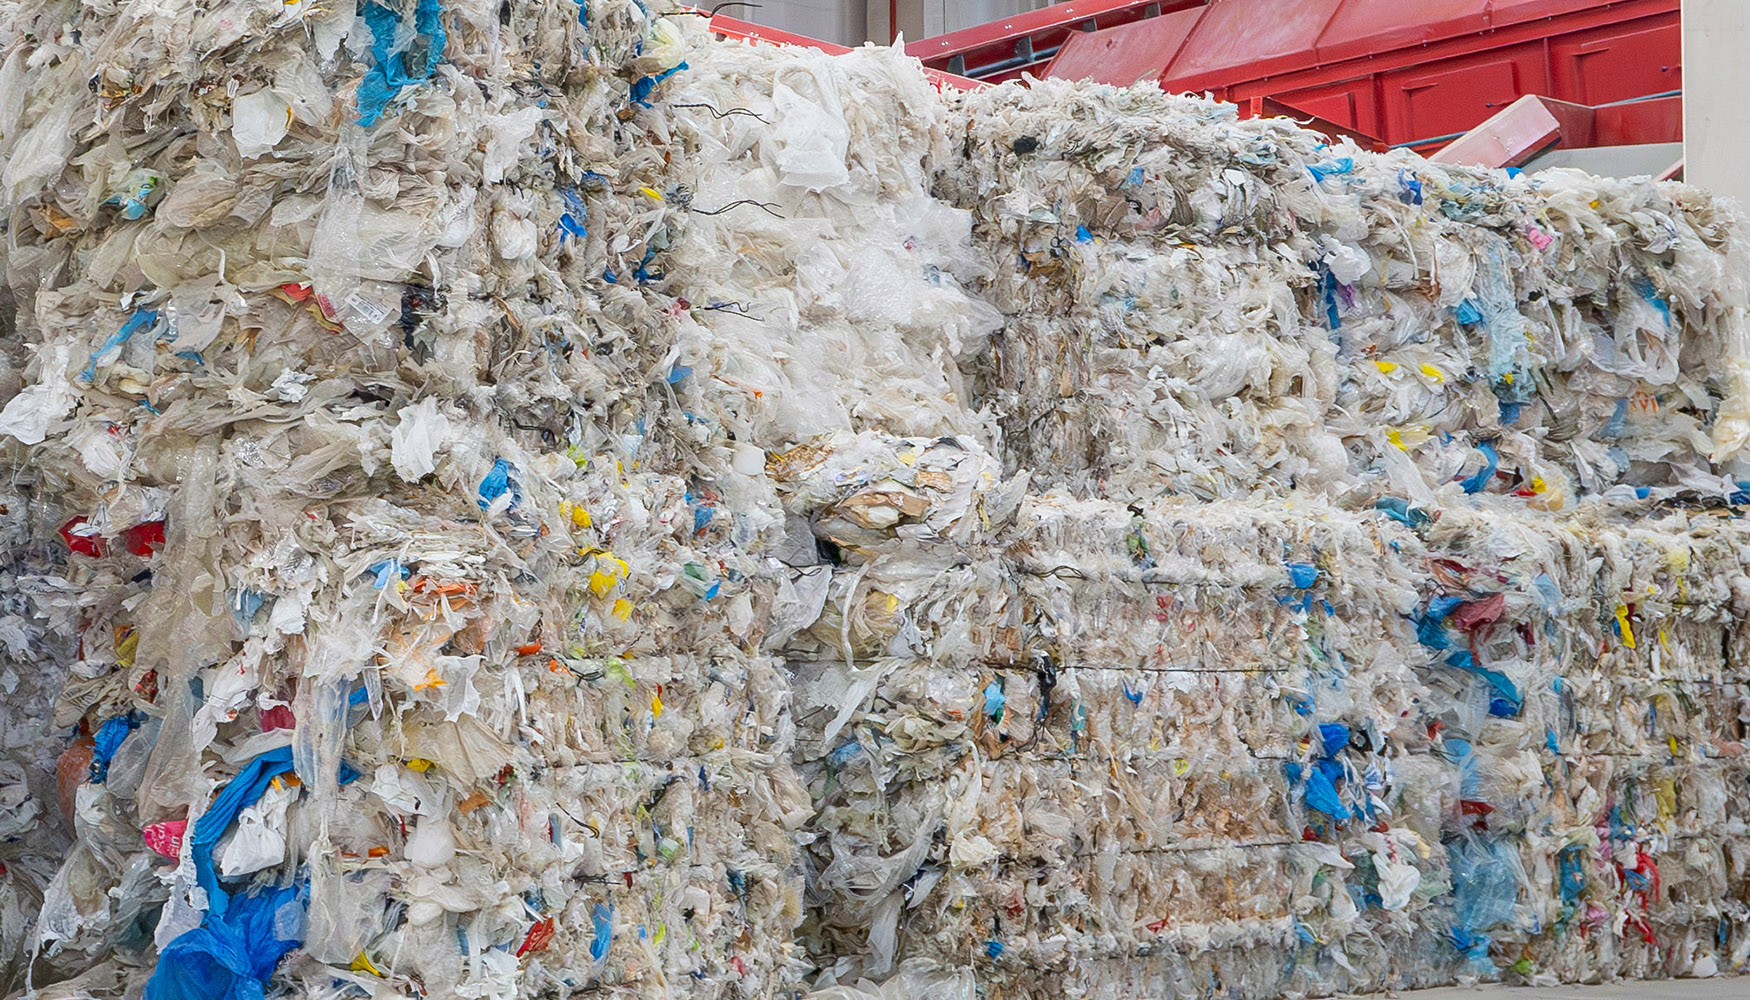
654,33,1029,993
783,78,1750,996
4,1,1750,996
836,493,1750,997
0,2,860,997
935,82,1750,504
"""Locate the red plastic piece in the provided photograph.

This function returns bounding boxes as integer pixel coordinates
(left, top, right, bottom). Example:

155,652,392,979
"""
143,819,189,859
517,916,556,957
259,705,297,731
59,517,107,557
62,517,164,557
1451,593,1507,634
122,519,165,556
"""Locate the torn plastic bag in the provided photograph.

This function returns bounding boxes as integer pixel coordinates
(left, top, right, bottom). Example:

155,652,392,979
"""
144,884,303,1000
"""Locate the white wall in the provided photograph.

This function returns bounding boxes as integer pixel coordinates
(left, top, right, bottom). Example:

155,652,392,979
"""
1684,0,1750,209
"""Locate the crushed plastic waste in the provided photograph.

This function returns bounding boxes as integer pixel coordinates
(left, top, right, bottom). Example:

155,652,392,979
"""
1,2,1749,998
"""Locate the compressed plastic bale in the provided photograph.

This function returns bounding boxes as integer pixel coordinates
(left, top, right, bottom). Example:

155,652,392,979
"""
789,487,1750,992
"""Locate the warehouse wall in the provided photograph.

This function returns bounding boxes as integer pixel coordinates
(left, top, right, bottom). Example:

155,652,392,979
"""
1684,0,1750,209
920,0,1054,35
740,0,870,46
748,0,1053,46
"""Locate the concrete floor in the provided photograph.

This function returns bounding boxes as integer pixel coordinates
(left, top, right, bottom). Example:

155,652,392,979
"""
1367,980,1746,1000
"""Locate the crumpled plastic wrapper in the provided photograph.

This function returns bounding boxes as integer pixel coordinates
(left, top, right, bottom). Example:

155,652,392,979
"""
0,1,1748,998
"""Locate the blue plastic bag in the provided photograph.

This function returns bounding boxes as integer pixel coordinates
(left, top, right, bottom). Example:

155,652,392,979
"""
357,0,448,126
89,713,141,783
1448,837,1520,945
145,886,302,1000
477,457,521,511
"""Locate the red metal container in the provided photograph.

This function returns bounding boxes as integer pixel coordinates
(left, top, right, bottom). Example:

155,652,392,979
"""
1036,0,1681,151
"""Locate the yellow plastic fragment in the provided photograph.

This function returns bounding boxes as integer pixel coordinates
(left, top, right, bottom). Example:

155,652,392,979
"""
1387,426,1430,451
589,554,629,597
1373,360,1398,373
351,952,383,976
1615,606,1637,649
115,627,139,667
1419,363,1445,383
1654,775,1677,822
562,501,592,528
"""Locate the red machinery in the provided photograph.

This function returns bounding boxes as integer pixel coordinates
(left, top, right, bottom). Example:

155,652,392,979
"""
902,0,1203,83
1035,0,1681,153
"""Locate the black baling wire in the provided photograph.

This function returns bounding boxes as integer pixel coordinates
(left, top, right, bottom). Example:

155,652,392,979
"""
692,199,784,219
672,2,763,16
669,103,771,124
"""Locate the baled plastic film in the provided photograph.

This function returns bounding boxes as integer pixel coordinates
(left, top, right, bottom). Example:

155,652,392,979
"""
0,2,1748,999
